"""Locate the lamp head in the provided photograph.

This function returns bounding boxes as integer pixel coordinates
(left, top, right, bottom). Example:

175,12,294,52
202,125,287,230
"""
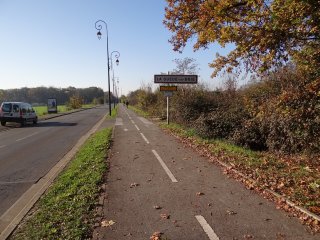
97,31,102,40
116,59,119,66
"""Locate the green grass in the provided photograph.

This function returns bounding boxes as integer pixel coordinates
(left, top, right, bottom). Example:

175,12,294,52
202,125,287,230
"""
110,105,119,118
33,105,69,116
12,128,113,240
33,104,96,116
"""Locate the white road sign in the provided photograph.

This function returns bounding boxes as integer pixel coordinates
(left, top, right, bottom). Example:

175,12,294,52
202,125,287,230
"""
154,75,198,84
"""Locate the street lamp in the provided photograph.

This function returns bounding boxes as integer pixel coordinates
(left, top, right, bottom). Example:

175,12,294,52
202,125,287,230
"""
110,51,120,108
95,20,112,116
117,78,120,103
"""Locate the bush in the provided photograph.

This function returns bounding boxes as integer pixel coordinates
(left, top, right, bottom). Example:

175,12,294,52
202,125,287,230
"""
171,86,219,126
194,99,249,140
67,95,83,109
265,79,320,153
232,118,269,151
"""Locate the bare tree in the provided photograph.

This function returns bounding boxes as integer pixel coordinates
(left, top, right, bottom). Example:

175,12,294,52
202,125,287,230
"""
172,57,199,75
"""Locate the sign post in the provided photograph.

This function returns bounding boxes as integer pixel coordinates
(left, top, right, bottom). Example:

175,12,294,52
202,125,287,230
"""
167,96,169,125
154,74,198,124
160,87,177,125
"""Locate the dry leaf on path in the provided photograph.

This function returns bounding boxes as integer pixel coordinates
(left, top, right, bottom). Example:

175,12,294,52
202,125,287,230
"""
101,220,116,227
150,231,163,240
154,205,162,210
130,182,140,188
196,192,204,196
227,210,237,215
160,213,170,219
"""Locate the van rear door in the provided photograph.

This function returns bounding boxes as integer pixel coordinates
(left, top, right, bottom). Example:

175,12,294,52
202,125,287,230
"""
1,103,12,117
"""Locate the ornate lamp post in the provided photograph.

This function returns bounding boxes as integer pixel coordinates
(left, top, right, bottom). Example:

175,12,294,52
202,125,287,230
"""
95,20,112,116
110,51,120,108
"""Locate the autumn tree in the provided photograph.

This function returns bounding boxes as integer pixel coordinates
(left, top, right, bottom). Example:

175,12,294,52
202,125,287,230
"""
164,0,320,77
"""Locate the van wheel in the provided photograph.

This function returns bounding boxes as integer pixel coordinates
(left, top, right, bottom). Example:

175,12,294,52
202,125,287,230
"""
1,121,6,126
21,120,27,127
33,118,38,124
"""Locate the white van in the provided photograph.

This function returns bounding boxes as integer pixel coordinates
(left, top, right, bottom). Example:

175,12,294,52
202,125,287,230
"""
0,102,38,126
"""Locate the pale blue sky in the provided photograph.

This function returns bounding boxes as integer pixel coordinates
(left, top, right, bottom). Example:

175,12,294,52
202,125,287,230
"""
0,0,234,95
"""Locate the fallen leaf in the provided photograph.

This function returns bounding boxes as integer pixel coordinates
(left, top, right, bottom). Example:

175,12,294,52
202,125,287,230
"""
160,213,170,219
150,231,163,240
101,220,116,227
130,183,140,188
154,205,162,210
227,210,237,215
243,234,254,239
277,182,285,189
196,192,204,196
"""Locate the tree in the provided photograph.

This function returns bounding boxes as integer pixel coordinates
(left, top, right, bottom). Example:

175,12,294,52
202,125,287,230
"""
164,0,320,77
172,57,199,74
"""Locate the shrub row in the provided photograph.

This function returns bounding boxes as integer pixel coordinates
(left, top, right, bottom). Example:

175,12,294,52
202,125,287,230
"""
129,68,320,154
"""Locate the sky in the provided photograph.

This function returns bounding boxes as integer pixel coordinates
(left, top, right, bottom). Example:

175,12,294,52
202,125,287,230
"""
0,0,235,96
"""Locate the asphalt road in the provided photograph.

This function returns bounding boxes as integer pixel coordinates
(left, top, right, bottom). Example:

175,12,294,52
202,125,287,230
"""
93,105,319,240
0,106,108,216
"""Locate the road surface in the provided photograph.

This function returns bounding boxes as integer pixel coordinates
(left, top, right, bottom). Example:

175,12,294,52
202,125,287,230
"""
0,106,107,217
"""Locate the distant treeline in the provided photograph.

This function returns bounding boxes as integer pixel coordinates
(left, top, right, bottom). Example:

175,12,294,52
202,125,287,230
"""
0,87,105,106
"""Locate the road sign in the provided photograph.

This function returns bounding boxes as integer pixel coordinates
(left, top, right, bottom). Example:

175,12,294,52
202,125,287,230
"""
160,86,178,91
154,75,198,84
164,91,173,97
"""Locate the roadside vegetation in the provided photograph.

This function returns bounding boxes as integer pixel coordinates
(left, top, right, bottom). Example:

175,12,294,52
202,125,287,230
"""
11,128,112,239
110,104,119,118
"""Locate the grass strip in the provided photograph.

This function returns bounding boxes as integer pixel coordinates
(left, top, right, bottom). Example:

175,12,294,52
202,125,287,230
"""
110,105,119,118
34,104,96,116
12,127,112,240
33,105,69,116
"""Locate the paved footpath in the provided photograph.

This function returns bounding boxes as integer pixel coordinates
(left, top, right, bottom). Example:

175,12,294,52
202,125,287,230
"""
93,105,319,240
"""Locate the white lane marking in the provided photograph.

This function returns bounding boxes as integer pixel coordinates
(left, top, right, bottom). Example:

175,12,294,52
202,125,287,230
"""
16,132,39,142
195,215,220,240
134,124,140,131
0,145,6,149
152,150,178,183
115,118,123,126
140,133,149,144
0,180,36,185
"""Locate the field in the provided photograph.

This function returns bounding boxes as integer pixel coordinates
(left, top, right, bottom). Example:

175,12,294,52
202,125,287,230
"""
33,104,94,116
